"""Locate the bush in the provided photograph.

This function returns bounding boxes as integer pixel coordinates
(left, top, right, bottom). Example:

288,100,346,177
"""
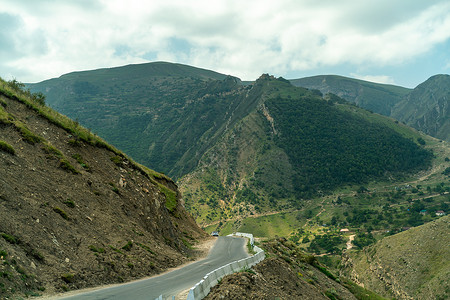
64,200,75,208
0,140,15,155
0,249,7,257
61,273,74,283
1,233,18,244
122,241,133,251
89,245,105,253
59,159,79,174
53,207,69,220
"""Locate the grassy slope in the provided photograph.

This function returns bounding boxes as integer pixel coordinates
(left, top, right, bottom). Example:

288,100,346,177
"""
27,62,239,178
179,76,441,239
343,215,449,300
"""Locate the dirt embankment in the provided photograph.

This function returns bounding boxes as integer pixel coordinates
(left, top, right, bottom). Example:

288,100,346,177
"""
0,89,207,299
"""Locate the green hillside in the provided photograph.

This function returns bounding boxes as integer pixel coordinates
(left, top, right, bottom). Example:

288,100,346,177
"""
291,74,450,142
27,63,442,237
290,75,411,116
179,75,433,227
28,62,248,178
343,215,450,300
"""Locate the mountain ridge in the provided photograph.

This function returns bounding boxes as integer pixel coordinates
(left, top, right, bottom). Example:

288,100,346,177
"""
291,73,450,142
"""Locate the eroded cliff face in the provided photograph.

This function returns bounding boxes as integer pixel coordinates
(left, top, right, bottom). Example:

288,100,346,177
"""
0,82,207,298
341,216,450,300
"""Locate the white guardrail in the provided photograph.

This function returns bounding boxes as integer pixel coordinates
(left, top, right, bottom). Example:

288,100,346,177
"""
185,232,265,300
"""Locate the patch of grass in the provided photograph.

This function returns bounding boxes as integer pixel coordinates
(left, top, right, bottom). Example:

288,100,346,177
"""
43,143,63,157
108,245,124,255
28,249,44,261
137,243,155,255
59,158,79,174
89,245,105,253
67,138,81,147
342,278,388,300
109,183,120,194
61,273,74,284
0,140,15,155
72,153,90,171
181,238,193,249
122,241,133,251
1,233,18,244
0,106,12,125
316,264,338,281
63,199,75,208
16,122,41,144
0,249,8,257
240,267,256,274
159,184,177,212
53,207,70,220
110,155,124,166
325,289,340,300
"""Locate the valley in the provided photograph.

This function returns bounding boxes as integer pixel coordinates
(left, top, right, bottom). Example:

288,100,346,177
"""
3,61,448,299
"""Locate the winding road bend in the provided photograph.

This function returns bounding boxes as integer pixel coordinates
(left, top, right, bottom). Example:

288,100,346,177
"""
57,236,248,300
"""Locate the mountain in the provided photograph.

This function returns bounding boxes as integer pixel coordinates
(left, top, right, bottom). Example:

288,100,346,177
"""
341,216,450,300
28,62,434,228
291,74,450,142
290,75,411,116
0,78,206,298
179,74,432,225
391,74,450,142
27,62,240,179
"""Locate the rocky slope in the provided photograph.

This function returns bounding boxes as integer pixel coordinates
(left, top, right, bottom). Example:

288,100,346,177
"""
206,238,384,300
341,216,450,300
391,74,450,142
0,79,207,298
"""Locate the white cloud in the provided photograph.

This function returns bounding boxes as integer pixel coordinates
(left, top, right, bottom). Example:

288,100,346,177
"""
1,0,449,84
350,73,395,85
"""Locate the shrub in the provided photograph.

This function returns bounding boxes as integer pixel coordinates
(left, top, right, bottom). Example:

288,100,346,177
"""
0,249,7,257
89,245,105,253
53,207,69,220
122,241,133,251
0,140,15,155
61,273,74,283
72,154,90,170
59,159,79,174
1,233,18,244
64,200,75,208
109,183,120,194
110,155,123,166
67,138,81,147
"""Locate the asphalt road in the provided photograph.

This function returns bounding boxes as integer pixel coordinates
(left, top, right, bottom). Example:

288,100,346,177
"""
58,236,248,300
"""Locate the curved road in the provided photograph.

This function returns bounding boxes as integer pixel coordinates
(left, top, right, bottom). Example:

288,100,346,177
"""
58,236,248,300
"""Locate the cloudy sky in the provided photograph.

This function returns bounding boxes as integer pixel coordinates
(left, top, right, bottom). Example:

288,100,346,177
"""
1,0,450,87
